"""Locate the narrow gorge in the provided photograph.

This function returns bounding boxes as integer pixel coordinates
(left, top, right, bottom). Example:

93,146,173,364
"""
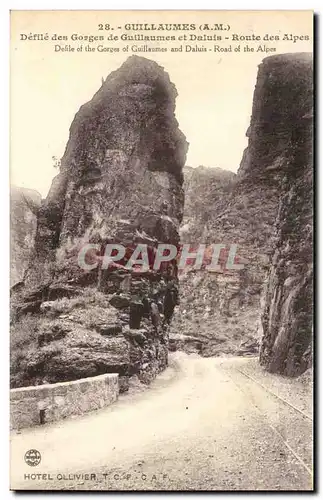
11,55,187,390
11,52,313,397
170,53,313,377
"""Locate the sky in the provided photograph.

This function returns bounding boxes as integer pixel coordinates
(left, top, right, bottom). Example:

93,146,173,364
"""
10,11,313,197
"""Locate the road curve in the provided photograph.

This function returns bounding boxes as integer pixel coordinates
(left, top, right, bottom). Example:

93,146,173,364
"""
10,353,313,491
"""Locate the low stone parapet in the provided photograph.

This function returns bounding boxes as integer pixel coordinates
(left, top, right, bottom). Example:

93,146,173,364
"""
10,373,119,430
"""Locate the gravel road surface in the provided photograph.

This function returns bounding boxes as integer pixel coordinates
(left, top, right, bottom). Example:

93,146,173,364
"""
10,353,313,491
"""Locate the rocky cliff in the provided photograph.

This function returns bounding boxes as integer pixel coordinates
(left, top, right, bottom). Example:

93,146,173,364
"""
11,56,187,389
170,54,312,365
256,54,313,376
10,186,42,287
170,165,279,357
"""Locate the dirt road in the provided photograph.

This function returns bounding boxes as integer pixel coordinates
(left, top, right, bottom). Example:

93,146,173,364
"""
10,353,313,491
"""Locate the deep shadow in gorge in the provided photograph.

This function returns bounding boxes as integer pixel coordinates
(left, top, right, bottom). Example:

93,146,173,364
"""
171,53,313,377
10,53,313,392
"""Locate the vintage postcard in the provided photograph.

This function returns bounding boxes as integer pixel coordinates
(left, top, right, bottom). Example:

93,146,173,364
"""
10,10,313,491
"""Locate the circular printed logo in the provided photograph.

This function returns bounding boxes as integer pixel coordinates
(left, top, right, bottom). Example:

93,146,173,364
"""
24,449,41,467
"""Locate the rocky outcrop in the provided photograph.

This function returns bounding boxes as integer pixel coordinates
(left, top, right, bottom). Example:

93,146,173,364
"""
170,161,279,357
10,186,42,287
11,56,187,389
171,54,312,363
256,54,313,376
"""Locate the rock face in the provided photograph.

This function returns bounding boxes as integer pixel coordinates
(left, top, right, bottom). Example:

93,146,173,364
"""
170,162,279,357
11,56,187,389
10,186,42,287
170,54,312,366
256,54,313,376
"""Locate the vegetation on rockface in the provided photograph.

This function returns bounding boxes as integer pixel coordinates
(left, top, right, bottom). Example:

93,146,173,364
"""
258,55,313,376
10,54,312,385
10,56,187,389
11,288,140,388
10,186,42,287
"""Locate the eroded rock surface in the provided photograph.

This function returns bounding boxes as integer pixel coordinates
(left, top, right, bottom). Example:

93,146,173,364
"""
10,186,42,287
11,56,187,389
257,54,313,376
170,159,279,357
170,54,312,365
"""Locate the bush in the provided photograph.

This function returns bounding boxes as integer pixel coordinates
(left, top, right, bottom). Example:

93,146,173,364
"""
10,315,42,387
10,314,40,352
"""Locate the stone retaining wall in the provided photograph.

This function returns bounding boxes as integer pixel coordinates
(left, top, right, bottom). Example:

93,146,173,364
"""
10,373,119,430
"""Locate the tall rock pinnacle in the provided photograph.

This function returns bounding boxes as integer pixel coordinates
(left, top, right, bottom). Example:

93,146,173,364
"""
243,53,313,376
11,56,188,389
